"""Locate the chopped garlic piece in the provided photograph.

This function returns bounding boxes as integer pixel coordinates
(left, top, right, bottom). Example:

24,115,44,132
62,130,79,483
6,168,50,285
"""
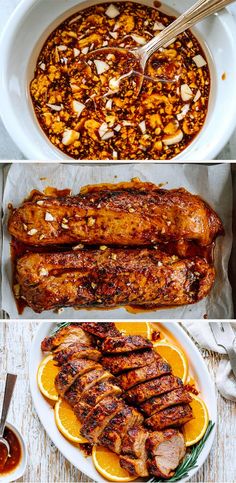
177,104,190,121
114,124,121,132
39,62,46,70
27,228,38,236
58,45,67,51
73,48,80,57
61,223,69,229
99,122,108,138
180,84,193,102
163,130,183,146
72,100,85,116
105,99,113,110
109,31,118,40
45,212,54,221
39,268,48,277
62,129,80,146
193,89,201,102
153,21,165,31
193,54,207,68
37,200,44,206
94,59,110,75
73,244,84,250
102,130,114,140
46,103,62,111
81,47,89,54
131,34,146,45
109,77,120,91
139,120,146,134
105,4,120,18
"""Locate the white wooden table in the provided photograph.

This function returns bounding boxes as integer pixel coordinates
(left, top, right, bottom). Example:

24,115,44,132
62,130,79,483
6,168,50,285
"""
0,322,235,483
0,0,236,160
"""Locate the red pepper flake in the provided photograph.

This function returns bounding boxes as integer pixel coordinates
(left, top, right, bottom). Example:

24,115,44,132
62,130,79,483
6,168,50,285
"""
79,443,93,456
151,330,161,342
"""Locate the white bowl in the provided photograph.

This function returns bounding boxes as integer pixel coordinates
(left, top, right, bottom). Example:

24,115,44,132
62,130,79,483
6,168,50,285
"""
29,321,217,482
0,422,27,483
0,0,236,161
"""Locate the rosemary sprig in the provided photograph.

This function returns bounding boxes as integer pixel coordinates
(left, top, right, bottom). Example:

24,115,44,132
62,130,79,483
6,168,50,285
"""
148,421,215,482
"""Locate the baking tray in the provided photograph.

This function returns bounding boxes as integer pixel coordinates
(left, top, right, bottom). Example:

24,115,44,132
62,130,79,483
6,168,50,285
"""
0,161,235,319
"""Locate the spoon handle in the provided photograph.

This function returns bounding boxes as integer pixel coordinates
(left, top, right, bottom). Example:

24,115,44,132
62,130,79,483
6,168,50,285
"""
140,0,235,61
0,373,17,437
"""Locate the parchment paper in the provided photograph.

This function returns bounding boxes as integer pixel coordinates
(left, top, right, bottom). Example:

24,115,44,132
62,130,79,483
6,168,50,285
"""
1,162,233,319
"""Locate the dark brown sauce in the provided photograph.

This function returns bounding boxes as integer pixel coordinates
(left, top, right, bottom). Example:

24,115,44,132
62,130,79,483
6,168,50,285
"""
0,428,21,475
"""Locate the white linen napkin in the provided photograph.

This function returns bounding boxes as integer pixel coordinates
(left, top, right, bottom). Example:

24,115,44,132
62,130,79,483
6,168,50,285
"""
182,321,236,402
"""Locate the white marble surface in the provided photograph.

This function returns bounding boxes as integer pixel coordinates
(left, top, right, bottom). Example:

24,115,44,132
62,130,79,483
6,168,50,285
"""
0,0,236,160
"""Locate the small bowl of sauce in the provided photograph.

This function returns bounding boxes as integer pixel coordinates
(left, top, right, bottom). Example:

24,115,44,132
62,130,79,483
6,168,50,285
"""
0,423,27,482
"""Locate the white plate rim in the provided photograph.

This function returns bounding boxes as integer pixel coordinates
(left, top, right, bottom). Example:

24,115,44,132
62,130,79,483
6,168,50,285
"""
29,321,217,483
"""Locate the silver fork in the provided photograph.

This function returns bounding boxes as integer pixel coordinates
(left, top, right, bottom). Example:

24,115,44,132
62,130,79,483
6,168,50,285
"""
210,322,236,378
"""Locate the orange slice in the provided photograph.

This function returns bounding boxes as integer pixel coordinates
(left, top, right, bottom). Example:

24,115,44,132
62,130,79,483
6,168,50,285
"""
37,354,59,401
92,446,137,482
182,394,209,446
153,342,188,383
55,398,88,444
115,322,150,339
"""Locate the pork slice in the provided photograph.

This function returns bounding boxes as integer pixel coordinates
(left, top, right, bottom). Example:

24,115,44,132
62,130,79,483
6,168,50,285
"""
53,343,101,364
146,429,186,478
99,406,143,454
64,368,110,406
102,335,152,354
41,324,93,351
80,396,125,443
119,359,171,390
81,322,120,339
145,404,193,430
140,387,192,416
55,359,99,396
125,375,183,405
119,455,149,477
101,349,156,375
121,426,149,459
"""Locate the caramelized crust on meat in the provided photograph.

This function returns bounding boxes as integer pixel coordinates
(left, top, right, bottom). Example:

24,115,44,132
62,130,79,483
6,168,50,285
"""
99,407,143,454
41,324,93,351
120,455,149,477
125,375,183,405
140,388,193,416
80,322,120,339
102,335,153,354
146,429,186,478
81,380,122,407
64,368,110,406
55,359,99,396
74,400,92,422
118,359,171,390
53,343,101,365
101,350,156,375
15,248,216,313
80,396,125,443
145,404,193,430
8,186,224,246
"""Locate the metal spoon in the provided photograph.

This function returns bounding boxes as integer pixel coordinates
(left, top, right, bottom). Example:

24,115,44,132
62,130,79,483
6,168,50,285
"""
85,0,235,94
0,373,17,466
